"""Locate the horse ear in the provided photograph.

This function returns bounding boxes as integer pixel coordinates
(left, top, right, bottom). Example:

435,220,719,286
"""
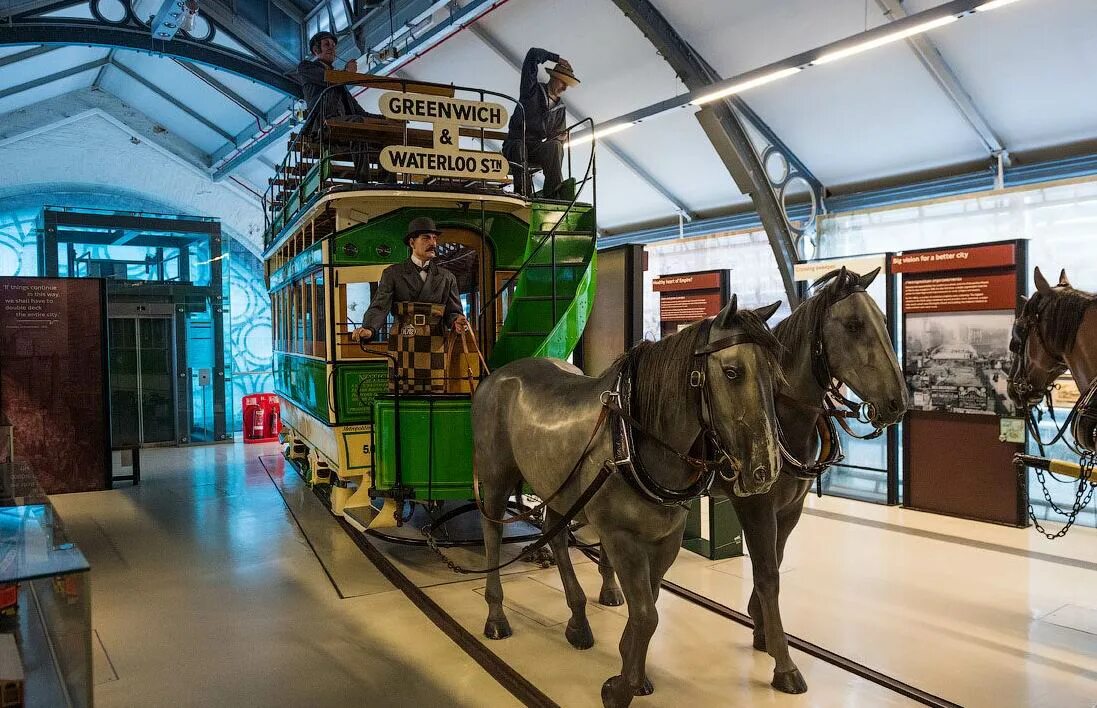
753,301,781,323
715,294,738,329
1034,267,1053,294
857,266,881,289
1058,269,1071,288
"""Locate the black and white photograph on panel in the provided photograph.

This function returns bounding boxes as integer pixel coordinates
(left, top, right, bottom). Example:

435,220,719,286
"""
904,310,1017,416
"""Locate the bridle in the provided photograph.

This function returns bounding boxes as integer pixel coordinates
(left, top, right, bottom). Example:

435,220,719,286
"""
1009,294,1092,454
604,315,772,505
777,285,892,480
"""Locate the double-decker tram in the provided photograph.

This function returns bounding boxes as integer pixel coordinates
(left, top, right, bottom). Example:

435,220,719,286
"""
263,70,598,532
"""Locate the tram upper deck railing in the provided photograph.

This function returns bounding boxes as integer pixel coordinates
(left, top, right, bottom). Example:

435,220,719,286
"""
262,72,596,249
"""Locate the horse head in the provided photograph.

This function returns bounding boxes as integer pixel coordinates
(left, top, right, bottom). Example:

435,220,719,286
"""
815,266,906,427
1007,266,1073,408
703,295,784,497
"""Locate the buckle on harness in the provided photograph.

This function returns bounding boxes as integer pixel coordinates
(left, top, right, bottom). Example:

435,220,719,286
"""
600,389,620,406
689,370,705,388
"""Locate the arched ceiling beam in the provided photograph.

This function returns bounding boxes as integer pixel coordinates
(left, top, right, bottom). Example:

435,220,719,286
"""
199,0,298,72
875,0,1010,166
0,56,108,101
466,23,697,220
0,0,300,95
109,59,238,145
173,58,269,124
613,0,805,304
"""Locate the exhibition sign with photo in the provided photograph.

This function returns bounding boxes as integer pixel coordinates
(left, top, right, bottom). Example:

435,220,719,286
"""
893,243,1018,416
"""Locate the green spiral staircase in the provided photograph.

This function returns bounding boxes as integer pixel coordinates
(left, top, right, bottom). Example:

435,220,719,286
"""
489,200,598,368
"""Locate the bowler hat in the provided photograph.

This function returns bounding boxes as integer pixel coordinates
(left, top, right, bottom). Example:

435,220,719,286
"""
309,31,338,54
546,59,580,87
406,216,441,245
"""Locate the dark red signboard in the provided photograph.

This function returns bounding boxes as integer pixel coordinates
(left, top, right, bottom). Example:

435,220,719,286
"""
0,277,110,493
655,270,727,339
652,272,723,292
902,272,1017,313
889,243,1015,274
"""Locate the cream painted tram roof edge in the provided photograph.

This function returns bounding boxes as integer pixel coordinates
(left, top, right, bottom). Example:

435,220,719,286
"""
262,187,534,259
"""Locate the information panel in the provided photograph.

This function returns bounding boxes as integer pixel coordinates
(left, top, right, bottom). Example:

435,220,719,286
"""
652,270,727,340
0,277,110,493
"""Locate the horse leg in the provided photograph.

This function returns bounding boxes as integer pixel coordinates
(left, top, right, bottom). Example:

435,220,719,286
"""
735,501,769,652
764,503,809,693
744,507,806,694
481,481,514,640
598,532,658,708
544,508,594,650
597,547,625,607
627,523,685,697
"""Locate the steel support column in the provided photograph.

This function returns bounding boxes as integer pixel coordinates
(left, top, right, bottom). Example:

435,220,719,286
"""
613,0,805,304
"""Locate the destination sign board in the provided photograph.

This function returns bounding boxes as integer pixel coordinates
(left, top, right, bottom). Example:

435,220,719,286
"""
378,91,508,129
377,90,510,182
380,146,509,181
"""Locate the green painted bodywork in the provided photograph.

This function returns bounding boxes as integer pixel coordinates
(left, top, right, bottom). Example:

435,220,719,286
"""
371,396,474,500
333,362,390,423
273,353,329,423
271,197,597,501
332,206,531,267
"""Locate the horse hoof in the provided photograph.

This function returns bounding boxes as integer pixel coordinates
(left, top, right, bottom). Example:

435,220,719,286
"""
600,675,634,708
599,587,625,607
565,617,594,650
634,677,654,696
752,634,767,652
772,668,808,694
483,618,512,640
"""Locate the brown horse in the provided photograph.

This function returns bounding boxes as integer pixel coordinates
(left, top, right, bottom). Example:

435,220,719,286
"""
1008,267,1097,410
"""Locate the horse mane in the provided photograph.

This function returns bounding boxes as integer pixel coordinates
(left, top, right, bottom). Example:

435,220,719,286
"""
773,267,863,362
616,308,784,428
1031,285,1097,355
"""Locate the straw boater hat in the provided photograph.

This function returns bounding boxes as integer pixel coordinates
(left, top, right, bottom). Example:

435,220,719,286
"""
546,59,580,87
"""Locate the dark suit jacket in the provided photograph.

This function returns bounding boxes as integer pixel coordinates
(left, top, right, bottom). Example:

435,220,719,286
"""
288,58,368,132
361,259,463,334
504,47,566,149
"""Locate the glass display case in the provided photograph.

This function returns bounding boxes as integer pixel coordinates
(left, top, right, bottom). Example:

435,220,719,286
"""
0,468,91,707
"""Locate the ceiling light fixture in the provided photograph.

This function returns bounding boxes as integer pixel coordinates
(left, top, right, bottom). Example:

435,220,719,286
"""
691,67,803,106
975,0,1025,10
568,122,634,146
812,14,958,65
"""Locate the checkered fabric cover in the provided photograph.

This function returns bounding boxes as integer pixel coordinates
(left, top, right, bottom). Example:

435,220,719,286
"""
389,302,446,394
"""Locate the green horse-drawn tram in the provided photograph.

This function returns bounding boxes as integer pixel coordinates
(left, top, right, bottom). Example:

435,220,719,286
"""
263,69,598,533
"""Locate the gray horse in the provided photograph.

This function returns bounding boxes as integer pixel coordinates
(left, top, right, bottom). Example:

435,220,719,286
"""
733,266,906,693
592,267,906,695
472,298,785,708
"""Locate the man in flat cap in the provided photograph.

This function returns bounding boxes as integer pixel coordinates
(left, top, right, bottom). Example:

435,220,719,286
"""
352,217,466,342
290,31,390,182
502,48,579,199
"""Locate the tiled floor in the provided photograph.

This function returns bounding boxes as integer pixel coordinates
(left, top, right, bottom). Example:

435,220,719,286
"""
49,443,517,708
49,443,1097,707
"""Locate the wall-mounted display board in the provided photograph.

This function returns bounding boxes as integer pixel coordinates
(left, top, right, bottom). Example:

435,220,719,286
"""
652,269,728,340
0,277,111,493
892,241,1027,525
794,254,898,505
651,268,740,559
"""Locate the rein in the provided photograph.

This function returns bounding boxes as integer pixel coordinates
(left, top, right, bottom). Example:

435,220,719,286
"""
1009,290,1097,539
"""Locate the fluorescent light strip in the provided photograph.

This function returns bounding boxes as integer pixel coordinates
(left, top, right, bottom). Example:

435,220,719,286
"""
813,15,958,65
975,0,1024,10
690,67,803,106
568,122,634,146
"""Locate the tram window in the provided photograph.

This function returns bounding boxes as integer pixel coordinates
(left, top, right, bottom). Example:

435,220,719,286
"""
314,272,326,358
290,281,299,354
271,291,279,353
302,276,314,357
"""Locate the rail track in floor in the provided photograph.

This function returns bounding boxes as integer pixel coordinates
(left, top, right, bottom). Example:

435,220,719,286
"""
273,455,960,708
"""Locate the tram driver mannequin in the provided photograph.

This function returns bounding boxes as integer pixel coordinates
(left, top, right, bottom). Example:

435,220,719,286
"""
351,217,467,342
502,49,580,199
